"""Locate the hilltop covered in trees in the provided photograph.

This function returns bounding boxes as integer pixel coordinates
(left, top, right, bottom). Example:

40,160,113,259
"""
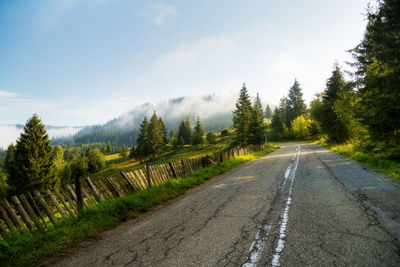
57,94,237,149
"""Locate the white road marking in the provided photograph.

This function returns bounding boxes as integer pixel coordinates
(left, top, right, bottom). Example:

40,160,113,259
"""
271,146,300,266
242,146,300,267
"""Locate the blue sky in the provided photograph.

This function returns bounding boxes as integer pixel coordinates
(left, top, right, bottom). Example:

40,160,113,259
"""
0,0,370,126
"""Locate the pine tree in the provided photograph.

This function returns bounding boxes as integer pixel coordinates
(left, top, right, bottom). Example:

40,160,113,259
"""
106,142,112,154
147,111,164,160
270,107,284,139
135,116,150,160
318,65,350,143
232,83,252,147
177,118,192,145
184,118,192,144
350,0,400,147
192,116,205,145
4,144,16,182
53,145,67,183
87,148,105,173
129,146,136,159
11,114,57,193
265,104,272,120
249,93,265,145
285,79,306,127
278,97,288,126
158,117,168,145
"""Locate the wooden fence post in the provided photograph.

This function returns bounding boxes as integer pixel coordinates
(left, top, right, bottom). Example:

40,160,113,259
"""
19,194,44,230
0,201,16,232
75,176,84,212
181,159,186,175
145,163,152,187
120,173,136,193
45,189,68,219
1,198,26,232
10,195,35,231
85,177,103,202
33,190,57,226
0,219,7,238
27,192,47,227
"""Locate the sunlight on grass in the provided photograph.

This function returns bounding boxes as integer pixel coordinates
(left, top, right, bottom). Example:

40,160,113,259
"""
316,141,400,181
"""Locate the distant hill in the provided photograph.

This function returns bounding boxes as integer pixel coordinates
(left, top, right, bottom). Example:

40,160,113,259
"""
63,93,238,147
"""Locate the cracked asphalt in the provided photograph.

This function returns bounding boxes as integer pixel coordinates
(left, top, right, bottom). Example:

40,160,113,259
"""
49,143,400,266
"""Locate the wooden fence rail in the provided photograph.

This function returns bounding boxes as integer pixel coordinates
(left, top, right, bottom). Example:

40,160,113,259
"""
0,145,265,238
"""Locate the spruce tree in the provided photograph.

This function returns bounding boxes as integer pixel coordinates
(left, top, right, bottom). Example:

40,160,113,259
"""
249,93,265,145
232,83,252,147
319,65,350,143
184,118,192,144
147,111,164,160
11,114,57,193
350,0,400,147
135,116,150,160
285,79,306,127
177,118,192,145
4,144,16,182
270,107,284,139
158,117,168,145
192,116,205,145
265,104,272,120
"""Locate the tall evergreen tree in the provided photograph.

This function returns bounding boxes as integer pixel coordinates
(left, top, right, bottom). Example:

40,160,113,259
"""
278,97,288,127
270,107,284,139
135,116,150,160
147,111,164,160
11,114,57,193
350,0,400,146
192,116,205,145
158,117,168,145
249,93,265,145
285,79,306,127
4,144,16,182
318,65,350,143
232,83,252,147
177,118,192,145
265,104,272,120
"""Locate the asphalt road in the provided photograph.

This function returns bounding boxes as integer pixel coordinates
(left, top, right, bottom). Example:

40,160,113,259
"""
50,143,400,266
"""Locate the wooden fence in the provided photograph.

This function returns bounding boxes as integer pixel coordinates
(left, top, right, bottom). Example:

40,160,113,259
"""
0,146,264,239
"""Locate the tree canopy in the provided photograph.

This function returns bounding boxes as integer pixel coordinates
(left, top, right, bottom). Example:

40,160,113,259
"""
6,114,57,193
232,83,252,147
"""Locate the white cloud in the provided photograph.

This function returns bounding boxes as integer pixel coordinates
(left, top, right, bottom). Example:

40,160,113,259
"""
0,90,18,98
0,125,82,149
152,4,178,26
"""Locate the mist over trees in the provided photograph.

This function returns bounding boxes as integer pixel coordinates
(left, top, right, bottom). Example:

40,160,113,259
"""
59,95,236,150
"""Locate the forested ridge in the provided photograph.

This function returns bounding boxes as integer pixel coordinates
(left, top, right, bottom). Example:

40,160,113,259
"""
56,95,234,149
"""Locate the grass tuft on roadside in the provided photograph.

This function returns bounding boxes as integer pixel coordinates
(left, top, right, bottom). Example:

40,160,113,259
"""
316,141,400,181
0,144,279,267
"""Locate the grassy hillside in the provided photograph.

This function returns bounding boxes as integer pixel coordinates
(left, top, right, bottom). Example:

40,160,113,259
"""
91,135,234,179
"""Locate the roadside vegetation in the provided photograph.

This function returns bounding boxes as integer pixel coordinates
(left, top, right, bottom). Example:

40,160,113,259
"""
266,0,399,180
0,145,279,266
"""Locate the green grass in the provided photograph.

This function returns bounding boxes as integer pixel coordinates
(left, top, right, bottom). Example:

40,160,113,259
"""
316,141,400,181
0,144,279,266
